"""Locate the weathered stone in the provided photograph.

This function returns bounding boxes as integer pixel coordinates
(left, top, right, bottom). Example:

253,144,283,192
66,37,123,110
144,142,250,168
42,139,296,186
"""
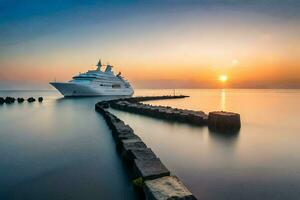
113,123,134,135
121,139,147,153
126,148,157,162
208,111,241,132
134,158,170,180
144,176,197,200
115,132,140,144
104,113,120,128
111,120,126,132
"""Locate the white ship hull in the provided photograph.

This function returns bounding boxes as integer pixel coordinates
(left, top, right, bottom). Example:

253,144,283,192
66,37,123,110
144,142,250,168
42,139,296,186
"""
50,82,134,97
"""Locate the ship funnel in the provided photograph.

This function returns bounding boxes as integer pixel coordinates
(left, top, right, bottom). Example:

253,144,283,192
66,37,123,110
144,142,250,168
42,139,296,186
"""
105,64,113,73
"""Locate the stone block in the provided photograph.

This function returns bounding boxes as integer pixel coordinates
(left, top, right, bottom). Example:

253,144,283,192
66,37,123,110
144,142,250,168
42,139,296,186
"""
208,111,241,132
134,158,170,180
121,139,147,153
144,176,197,200
126,148,157,162
115,132,140,144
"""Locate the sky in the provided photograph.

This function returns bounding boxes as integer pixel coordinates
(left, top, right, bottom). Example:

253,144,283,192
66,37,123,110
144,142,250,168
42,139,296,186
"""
0,0,300,89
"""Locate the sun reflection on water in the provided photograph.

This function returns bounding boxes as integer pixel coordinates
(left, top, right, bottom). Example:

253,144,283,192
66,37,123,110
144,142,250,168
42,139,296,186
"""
221,89,226,111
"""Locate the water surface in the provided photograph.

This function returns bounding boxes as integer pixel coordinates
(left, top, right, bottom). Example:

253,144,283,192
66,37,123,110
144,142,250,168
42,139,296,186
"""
1,89,300,199
113,89,300,200
0,90,137,200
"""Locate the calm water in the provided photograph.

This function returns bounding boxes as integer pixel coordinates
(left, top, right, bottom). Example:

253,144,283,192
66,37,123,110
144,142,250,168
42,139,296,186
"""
1,89,300,200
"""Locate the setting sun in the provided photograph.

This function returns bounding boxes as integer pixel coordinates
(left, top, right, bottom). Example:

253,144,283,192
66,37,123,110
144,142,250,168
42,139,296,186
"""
219,75,228,83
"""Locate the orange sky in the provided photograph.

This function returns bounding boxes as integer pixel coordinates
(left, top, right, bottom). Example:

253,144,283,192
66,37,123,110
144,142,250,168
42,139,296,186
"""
0,1,300,89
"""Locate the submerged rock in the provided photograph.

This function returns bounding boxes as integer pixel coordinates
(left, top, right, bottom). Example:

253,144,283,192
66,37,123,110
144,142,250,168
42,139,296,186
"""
144,176,197,200
38,97,43,102
0,97,4,104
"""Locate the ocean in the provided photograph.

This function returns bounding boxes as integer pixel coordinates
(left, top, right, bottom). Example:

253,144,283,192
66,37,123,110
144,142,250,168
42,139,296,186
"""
1,89,300,199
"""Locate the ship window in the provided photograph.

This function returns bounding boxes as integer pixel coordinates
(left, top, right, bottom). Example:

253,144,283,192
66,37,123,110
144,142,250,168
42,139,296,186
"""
112,84,121,88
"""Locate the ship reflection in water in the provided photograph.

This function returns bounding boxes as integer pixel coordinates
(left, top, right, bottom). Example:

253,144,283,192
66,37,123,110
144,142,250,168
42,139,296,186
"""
1,89,300,200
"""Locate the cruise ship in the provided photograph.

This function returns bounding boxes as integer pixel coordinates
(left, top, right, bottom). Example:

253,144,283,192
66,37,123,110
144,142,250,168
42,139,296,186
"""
50,60,134,97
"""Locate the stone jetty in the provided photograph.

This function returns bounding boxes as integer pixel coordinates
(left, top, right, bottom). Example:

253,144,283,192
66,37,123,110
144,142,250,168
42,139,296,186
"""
98,95,240,131
113,95,190,103
95,102,197,200
95,95,241,199
110,101,208,126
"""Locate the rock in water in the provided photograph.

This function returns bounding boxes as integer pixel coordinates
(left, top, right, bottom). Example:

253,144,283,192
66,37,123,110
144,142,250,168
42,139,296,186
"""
17,98,25,103
208,111,241,132
0,97,4,104
27,97,36,103
5,97,15,104
144,176,197,200
38,97,43,102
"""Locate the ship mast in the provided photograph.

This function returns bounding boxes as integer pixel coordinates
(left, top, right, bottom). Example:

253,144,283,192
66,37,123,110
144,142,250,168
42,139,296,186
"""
96,59,102,71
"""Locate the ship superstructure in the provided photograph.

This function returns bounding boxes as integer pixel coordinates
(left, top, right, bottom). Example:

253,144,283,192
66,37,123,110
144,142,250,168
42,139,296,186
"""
50,60,134,97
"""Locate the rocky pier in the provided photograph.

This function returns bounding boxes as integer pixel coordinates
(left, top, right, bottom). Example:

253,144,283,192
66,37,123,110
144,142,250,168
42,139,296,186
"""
95,95,241,199
99,95,241,131
100,95,240,130
95,100,197,200
110,101,208,126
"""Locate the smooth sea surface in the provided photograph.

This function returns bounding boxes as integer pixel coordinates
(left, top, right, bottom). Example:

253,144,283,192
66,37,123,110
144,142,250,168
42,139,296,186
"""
1,89,300,200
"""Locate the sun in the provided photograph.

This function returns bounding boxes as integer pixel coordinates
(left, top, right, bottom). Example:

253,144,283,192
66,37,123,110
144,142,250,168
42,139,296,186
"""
219,75,228,83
